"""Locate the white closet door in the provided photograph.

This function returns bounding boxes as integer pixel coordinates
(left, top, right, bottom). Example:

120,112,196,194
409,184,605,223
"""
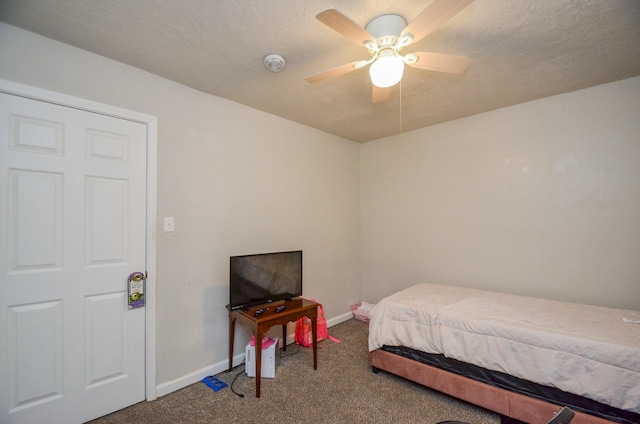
0,92,147,424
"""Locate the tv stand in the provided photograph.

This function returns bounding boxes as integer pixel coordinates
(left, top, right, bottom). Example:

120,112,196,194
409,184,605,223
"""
228,297,319,397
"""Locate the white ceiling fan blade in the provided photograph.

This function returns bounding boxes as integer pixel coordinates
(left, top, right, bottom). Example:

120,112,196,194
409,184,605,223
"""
407,52,471,74
305,60,367,83
401,0,474,44
371,86,391,104
316,9,375,46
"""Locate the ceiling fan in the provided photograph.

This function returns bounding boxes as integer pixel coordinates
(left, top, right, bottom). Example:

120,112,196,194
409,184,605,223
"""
305,0,474,104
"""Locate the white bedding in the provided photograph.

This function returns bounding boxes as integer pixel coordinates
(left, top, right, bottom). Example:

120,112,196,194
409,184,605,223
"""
368,283,640,413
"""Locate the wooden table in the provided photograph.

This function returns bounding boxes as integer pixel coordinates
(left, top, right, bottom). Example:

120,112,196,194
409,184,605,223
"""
228,297,319,397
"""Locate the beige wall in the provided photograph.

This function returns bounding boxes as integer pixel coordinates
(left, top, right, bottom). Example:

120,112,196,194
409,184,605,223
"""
2,21,639,396
361,76,640,310
0,23,362,386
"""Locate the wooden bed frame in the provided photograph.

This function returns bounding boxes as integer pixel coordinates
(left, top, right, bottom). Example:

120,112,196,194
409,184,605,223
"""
370,349,616,424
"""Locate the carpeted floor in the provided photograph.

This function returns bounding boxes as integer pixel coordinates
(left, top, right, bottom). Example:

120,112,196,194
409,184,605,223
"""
89,319,500,423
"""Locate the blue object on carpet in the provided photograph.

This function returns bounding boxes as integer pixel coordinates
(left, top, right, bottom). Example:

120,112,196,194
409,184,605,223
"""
201,375,228,392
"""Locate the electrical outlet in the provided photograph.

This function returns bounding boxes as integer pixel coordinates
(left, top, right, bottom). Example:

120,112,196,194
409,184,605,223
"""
163,217,175,232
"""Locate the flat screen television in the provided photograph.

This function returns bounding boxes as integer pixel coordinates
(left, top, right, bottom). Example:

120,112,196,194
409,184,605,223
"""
229,250,302,311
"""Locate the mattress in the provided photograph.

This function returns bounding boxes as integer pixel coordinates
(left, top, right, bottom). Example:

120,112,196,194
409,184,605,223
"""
368,283,640,414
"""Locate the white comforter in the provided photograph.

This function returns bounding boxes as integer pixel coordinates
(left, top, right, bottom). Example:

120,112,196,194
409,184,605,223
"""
368,283,640,413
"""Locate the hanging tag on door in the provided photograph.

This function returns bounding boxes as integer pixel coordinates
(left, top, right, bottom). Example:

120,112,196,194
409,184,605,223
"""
128,272,146,309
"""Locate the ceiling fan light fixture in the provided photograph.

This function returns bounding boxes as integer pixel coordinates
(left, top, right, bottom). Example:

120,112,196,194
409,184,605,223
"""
369,54,404,88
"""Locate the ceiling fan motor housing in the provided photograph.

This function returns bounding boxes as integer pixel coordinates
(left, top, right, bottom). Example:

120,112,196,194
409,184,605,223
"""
365,14,407,47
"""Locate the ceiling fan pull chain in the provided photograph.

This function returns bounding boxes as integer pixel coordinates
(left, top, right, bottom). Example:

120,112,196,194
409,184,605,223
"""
399,79,403,134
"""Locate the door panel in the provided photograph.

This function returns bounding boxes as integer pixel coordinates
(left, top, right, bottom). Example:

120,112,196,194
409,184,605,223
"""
0,92,147,424
9,169,63,272
86,176,128,265
8,301,63,407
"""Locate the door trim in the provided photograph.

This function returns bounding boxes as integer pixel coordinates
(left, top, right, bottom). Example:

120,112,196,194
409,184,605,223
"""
0,78,159,401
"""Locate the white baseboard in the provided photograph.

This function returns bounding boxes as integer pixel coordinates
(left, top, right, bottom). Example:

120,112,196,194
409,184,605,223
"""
154,311,355,398
155,352,246,398
327,310,353,328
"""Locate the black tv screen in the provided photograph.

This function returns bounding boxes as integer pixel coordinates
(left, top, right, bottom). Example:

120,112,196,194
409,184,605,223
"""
229,250,302,310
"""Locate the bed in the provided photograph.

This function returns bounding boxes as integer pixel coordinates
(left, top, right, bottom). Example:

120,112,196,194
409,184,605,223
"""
368,284,640,424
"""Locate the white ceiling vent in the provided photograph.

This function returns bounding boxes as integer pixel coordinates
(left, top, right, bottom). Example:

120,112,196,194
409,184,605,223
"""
264,54,286,72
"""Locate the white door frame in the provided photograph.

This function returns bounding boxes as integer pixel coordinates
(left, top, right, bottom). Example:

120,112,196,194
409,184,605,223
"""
0,78,158,401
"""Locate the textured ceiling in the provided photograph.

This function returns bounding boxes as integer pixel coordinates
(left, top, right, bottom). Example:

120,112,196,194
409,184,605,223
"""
1,0,639,142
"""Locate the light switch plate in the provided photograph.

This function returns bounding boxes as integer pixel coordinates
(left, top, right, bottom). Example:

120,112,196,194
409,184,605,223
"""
163,217,175,232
